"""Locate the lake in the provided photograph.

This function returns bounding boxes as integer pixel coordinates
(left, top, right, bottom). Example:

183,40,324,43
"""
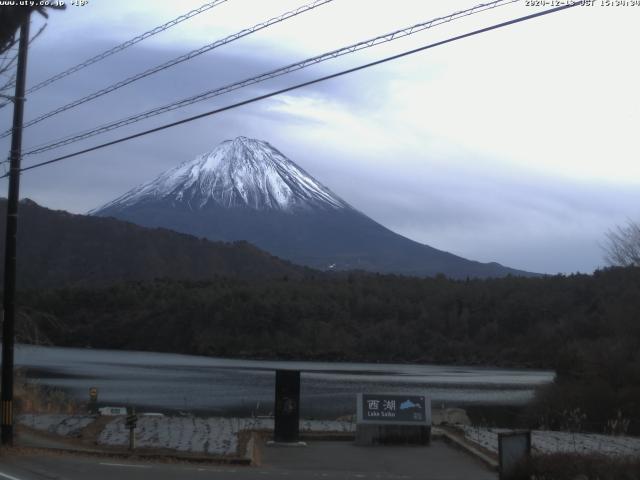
15,344,554,417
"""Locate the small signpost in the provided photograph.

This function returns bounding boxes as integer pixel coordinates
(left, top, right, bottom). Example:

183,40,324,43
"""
356,392,431,445
88,387,98,414
126,407,138,451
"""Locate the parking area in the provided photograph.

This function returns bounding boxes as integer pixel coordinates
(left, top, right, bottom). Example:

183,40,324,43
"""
260,439,498,480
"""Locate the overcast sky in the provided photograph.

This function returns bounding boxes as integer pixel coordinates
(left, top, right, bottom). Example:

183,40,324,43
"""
1,0,638,274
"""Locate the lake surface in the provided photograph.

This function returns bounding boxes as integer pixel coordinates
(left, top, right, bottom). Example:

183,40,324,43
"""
15,344,554,417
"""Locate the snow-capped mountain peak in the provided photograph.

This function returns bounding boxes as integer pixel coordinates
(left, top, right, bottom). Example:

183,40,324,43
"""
92,137,350,213
90,137,533,279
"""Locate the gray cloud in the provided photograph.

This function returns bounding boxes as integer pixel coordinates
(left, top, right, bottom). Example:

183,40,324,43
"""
0,8,638,276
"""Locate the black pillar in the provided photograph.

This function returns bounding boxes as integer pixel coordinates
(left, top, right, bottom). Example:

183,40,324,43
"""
274,369,300,442
1,14,30,446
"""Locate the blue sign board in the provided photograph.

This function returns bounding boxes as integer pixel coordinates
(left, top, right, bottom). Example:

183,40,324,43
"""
357,392,431,426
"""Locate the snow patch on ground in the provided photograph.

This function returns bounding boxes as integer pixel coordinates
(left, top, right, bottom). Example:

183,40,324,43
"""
18,413,353,456
18,414,96,437
97,417,355,456
462,426,640,457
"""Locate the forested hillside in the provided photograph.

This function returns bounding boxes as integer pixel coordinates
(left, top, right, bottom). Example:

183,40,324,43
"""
15,267,638,366
0,199,307,288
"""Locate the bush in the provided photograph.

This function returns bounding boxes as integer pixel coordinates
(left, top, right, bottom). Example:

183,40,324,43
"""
13,368,81,414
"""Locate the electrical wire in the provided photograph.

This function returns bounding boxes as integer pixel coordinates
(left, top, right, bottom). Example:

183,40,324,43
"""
23,0,517,157
0,0,334,139
27,0,230,95
2,2,580,179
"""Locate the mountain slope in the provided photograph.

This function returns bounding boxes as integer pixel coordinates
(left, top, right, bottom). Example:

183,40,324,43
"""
0,198,307,289
92,137,534,279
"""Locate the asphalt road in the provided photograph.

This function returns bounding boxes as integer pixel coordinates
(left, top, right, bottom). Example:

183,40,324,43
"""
0,440,497,480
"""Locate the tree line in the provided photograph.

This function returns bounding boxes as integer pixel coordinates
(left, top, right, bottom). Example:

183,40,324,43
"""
13,266,640,433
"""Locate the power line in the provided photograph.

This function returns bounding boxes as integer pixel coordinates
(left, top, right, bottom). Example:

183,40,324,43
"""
0,0,334,139
23,0,517,157
3,2,580,180
27,0,230,95
0,0,230,106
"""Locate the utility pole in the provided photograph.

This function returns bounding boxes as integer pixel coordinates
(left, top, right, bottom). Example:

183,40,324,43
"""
1,14,30,446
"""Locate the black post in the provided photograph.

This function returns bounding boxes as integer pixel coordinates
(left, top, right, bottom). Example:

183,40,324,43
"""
1,15,30,446
274,369,300,443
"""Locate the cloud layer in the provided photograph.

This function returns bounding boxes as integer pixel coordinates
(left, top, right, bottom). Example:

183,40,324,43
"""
1,1,638,274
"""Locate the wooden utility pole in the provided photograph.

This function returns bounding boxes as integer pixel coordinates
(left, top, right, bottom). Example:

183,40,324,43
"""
1,13,30,446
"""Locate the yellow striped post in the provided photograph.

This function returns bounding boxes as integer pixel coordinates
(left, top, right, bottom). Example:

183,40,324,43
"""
1,400,12,427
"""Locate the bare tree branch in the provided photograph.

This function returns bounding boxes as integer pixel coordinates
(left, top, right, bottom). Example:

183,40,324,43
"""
603,220,640,267
0,5,64,55
29,22,46,45
0,14,53,109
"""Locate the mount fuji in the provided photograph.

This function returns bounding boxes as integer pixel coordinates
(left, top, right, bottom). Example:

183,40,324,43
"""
91,137,532,278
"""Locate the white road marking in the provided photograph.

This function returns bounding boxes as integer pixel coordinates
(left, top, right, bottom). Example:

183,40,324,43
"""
99,462,151,469
194,468,236,473
0,471,24,480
